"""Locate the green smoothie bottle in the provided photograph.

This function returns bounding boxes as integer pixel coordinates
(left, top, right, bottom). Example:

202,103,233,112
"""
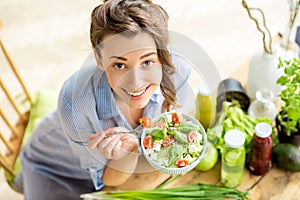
221,129,246,188
196,83,216,130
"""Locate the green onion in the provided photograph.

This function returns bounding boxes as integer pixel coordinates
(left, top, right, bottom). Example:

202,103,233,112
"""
80,183,249,200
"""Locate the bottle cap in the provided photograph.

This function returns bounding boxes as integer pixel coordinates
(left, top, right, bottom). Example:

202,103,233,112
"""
255,122,272,138
224,129,245,148
198,83,212,96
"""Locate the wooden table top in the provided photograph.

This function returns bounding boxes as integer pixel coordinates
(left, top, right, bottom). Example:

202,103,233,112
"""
100,59,300,200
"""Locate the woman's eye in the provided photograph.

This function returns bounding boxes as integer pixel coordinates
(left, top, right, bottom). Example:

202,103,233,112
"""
113,63,126,70
143,60,154,68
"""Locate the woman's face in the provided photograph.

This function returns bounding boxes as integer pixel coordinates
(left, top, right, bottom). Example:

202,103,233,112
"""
97,32,163,110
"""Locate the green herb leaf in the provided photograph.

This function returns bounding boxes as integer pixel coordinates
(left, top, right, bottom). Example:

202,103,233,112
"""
150,129,166,141
276,76,289,85
276,57,300,135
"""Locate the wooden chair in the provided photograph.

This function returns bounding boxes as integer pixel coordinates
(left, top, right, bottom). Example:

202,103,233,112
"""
0,20,32,189
0,20,59,192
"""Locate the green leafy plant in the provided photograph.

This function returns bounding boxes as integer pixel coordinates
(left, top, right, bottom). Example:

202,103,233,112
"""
276,57,300,136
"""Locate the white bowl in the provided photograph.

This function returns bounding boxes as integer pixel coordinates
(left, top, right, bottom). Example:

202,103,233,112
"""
141,112,207,175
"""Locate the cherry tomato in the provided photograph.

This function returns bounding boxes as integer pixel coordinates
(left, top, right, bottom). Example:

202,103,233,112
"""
139,117,152,128
171,112,183,124
143,135,154,149
175,158,189,167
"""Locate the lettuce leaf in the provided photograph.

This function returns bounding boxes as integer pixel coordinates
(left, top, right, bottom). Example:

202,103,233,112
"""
149,129,167,141
168,144,184,167
169,130,188,144
177,121,199,133
156,144,184,167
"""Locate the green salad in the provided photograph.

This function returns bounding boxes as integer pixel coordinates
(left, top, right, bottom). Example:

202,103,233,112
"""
142,112,205,168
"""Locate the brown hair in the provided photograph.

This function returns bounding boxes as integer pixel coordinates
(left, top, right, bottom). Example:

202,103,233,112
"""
90,0,180,111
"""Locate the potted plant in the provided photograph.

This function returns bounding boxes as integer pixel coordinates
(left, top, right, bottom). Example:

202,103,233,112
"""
275,57,300,147
241,0,299,99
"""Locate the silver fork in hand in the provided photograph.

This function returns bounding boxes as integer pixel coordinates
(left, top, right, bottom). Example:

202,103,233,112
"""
69,127,142,146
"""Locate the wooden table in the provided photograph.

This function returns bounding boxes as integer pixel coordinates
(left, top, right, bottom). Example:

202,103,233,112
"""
100,60,300,200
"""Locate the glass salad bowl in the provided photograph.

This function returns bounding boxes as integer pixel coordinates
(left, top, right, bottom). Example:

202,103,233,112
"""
141,112,207,175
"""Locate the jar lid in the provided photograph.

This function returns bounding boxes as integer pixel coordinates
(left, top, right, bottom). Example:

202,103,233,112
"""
224,129,245,148
198,83,212,96
255,122,272,138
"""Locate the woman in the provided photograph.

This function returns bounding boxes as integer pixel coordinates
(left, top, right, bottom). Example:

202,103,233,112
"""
14,0,193,199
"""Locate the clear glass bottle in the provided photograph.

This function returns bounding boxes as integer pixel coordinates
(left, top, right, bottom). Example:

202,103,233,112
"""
196,83,216,130
249,122,273,175
221,130,246,188
277,0,300,60
247,89,277,121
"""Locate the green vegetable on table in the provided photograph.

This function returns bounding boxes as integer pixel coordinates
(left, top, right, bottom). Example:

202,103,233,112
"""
207,101,275,154
273,143,300,171
80,183,249,200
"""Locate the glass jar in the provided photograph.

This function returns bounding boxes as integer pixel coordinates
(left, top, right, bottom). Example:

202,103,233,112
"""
247,89,277,121
196,83,216,130
221,130,246,188
249,122,273,175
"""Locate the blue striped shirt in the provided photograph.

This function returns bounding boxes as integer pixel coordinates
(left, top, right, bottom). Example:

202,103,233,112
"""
18,51,193,191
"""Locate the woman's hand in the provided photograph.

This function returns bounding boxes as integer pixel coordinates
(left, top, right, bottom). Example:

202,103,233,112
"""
88,127,139,160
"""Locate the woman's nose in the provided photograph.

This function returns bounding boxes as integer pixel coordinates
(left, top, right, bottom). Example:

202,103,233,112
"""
121,67,145,89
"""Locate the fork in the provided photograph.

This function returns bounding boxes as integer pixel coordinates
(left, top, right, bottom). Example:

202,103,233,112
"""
69,127,143,146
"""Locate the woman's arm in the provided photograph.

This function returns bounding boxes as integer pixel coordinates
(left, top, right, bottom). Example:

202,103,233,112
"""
102,145,139,186
88,129,139,186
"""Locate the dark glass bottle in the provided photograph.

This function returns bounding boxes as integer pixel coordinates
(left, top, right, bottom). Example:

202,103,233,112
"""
249,122,273,175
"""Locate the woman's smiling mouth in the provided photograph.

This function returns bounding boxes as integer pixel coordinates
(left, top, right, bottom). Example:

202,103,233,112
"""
127,90,145,97
125,85,150,98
